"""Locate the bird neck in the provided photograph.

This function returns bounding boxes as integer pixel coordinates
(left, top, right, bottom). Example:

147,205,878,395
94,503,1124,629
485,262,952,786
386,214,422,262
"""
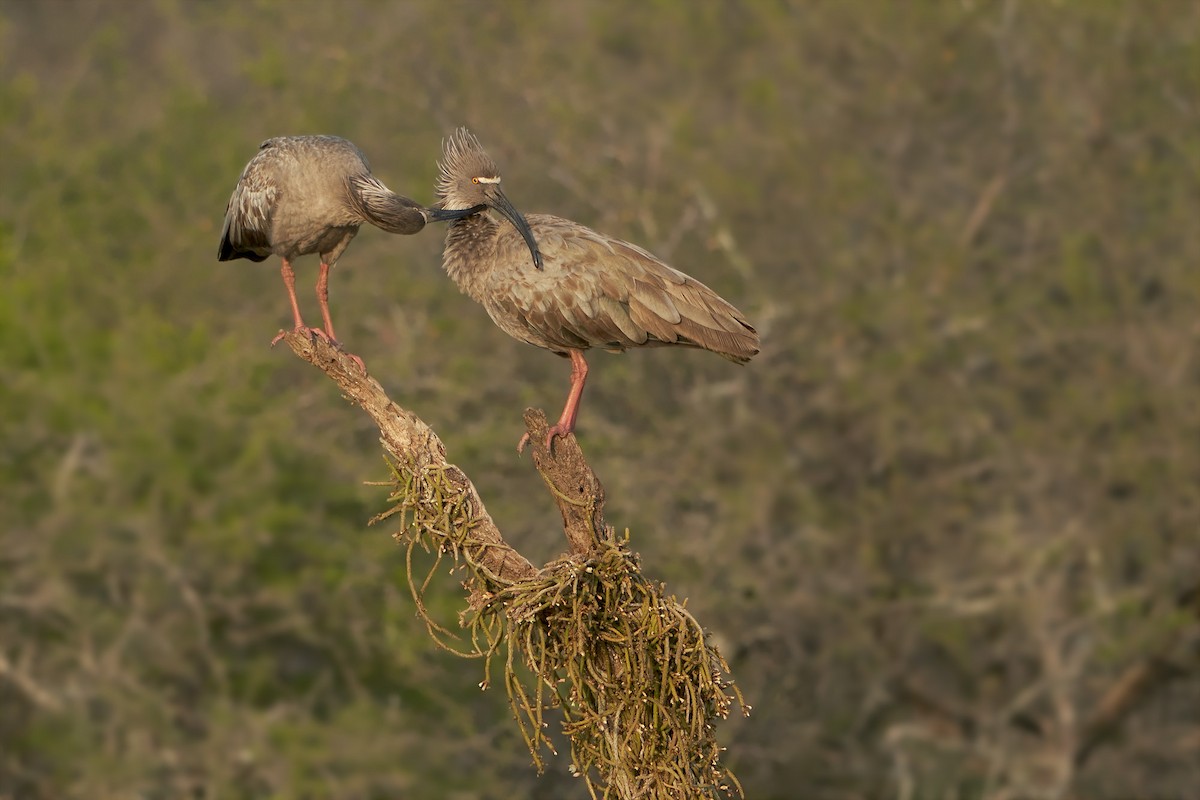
442,213,500,299
348,176,426,234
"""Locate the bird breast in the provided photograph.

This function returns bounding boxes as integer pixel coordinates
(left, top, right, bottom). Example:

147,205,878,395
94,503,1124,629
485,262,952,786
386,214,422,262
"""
471,215,643,353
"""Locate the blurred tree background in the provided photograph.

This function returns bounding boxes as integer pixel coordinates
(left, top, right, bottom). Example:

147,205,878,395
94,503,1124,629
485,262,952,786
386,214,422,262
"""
2,1,1198,797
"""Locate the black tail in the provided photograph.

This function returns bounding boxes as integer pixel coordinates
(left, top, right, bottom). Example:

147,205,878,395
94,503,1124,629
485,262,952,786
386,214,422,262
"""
218,228,268,262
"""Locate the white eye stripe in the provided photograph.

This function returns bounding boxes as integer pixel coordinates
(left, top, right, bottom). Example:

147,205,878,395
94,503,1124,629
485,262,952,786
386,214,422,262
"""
475,176,501,184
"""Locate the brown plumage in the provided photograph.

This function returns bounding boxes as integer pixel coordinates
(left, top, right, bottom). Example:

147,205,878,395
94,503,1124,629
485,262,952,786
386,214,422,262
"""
218,134,490,369
436,128,760,450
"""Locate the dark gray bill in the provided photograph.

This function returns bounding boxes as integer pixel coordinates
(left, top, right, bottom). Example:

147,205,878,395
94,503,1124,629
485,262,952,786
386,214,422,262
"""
427,204,487,223
488,187,543,270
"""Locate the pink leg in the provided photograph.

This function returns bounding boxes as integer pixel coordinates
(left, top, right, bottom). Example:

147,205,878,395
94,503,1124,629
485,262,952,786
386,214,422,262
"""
270,258,328,346
314,261,366,373
315,261,337,342
551,349,589,442
518,349,589,453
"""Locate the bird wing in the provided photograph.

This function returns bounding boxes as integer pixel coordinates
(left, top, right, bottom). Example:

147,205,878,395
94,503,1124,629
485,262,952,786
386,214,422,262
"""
218,147,280,261
497,215,759,362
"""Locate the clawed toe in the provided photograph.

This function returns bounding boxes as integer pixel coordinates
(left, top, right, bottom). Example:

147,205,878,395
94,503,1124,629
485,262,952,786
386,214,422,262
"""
516,425,573,455
544,424,573,450
271,326,329,347
323,335,367,374
269,325,366,372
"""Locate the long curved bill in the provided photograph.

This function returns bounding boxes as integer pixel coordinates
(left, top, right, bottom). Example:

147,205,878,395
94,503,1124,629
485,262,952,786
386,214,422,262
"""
488,187,543,270
427,204,486,222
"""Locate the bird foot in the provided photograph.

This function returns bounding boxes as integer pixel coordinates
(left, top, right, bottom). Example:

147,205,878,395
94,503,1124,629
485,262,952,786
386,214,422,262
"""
544,423,573,451
322,334,368,374
269,327,367,373
340,349,367,374
270,326,330,347
516,424,573,456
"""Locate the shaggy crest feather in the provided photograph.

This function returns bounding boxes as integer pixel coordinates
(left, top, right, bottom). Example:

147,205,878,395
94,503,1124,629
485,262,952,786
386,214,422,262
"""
437,127,500,204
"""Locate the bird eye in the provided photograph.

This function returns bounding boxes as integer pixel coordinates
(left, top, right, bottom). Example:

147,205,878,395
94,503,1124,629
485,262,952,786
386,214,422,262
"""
471,177,479,184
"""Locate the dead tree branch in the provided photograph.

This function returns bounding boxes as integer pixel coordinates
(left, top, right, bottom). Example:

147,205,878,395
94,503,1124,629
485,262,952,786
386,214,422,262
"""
281,331,535,583
280,331,745,799
520,408,614,556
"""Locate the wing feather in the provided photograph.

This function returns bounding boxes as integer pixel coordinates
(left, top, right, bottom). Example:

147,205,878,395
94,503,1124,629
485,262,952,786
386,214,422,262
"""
597,296,648,344
492,214,760,362
218,151,280,261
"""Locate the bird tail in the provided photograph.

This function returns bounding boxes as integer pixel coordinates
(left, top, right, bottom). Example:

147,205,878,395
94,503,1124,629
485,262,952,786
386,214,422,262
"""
693,322,760,364
217,220,268,262
217,230,238,261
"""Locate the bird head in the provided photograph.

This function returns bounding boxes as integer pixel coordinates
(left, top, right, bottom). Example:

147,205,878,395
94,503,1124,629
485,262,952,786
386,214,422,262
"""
436,127,543,269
